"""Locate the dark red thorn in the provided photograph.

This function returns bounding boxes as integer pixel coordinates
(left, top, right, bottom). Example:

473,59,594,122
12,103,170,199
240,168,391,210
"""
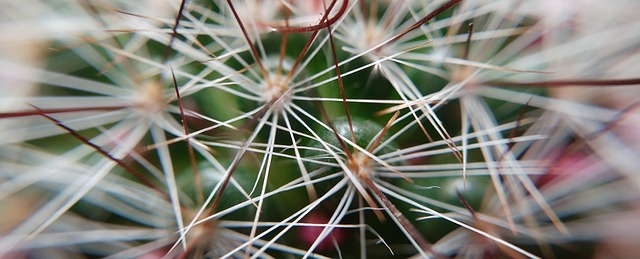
226,0,268,78
386,0,462,45
271,0,348,33
490,78,640,88
463,23,474,61
324,2,357,145
285,0,339,82
164,0,188,62
30,104,157,189
171,67,204,204
0,106,125,119
456,189,477,219
316,99,354,162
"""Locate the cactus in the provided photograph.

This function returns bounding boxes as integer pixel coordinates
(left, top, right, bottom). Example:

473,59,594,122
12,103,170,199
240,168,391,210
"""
2,0,640,258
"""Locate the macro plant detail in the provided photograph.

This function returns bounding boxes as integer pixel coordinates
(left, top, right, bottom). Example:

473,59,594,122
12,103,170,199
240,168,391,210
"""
1,0,640,258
